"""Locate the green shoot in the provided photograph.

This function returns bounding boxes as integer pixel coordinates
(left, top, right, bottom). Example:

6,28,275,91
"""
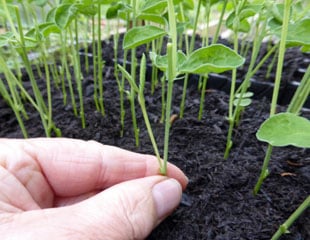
271,196,310,240
254,0,292,195
118,55,164,173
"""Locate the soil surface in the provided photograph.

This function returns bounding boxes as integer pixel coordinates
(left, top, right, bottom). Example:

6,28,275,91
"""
1,39,309,239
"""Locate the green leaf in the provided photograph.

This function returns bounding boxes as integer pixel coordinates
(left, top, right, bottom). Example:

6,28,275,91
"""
256,112,310,148
226,4,262,32
150,51,187,72
123,25,166,50
0,32,14,47
141,0,167,14
75,4,98,16
180,44,245,74
301,45,310,53
54,4,79,29
136,13,167,25
269,18,310,47
286,19,310,46
183,0,194,10
233,98,252,107
26,23,61,39
106,2,126,19
235,92,254,98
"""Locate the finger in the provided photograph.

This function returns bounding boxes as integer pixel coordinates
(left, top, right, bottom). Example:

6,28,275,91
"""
18,138,188,197
1,176,182,240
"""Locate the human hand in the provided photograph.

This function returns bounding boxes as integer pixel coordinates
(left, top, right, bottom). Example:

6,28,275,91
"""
0,138,188,240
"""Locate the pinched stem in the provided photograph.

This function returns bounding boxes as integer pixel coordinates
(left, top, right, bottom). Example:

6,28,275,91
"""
271,196,310,240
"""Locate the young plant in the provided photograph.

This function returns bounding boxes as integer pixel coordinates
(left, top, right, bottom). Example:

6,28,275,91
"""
0,1,60,137
254,0,310,195
118,54,164,174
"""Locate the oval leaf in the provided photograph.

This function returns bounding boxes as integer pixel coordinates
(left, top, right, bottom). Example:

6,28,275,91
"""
123,25,166,50
256,112,310,148
269,18,310,47
0,32,14,47
141,0,167,14
54,4,79,29
136,13,167,25
150,51,186,72
180,44,245,74
233,98,252,107
26,22,61,39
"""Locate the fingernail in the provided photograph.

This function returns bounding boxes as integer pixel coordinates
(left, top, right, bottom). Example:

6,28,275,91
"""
152,179,182,220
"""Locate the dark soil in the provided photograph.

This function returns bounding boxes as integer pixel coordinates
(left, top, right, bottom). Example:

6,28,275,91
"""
1,39,309,239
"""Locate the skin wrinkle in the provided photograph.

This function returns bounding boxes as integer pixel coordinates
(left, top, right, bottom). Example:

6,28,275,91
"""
25,139,102,197
11,141,54,208
124,192,155,239
0,166,40,211
108,180,157,239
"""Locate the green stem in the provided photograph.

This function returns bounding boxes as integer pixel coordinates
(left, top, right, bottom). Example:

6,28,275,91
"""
212,0,228,44
271,195,310,240
180,0,202,118
0,56,28,137
162,0,178,175
179,74,188,118
118,58,163,171
138,55,163,170
112,19,125,137
160,75,166,123
130,0,139,147
198,75,208,120
71,21,85,128
92,15,99,111
287,66,310,114
253,144,272,195
270,1,291,116
61,33,77,116
189,0,202,53
14,6,49,136
41,45,53,136
97,3,105,116
254,0,291,194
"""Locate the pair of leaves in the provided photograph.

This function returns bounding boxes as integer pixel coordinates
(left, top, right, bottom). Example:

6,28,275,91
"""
257,112,310,148
233,92,253,107
124,24,244,75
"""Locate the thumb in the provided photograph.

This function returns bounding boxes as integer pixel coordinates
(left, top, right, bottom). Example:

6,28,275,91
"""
1,176,183,240
77,176,182,239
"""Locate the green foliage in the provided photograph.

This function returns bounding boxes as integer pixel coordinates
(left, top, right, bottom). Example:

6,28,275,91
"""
269,18,310,47
150,51,186,72
106,2,127,19
26,23,61,39
123,25,166,50
233,92,253,107
141,0,167,14
51,3,97,29
256,112,310,148
180,44,245,74
226,3,263,33
0,32,14,47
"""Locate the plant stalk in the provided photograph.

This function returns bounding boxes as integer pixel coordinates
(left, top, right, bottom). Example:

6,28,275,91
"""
254,0,292,194
271,195,310,240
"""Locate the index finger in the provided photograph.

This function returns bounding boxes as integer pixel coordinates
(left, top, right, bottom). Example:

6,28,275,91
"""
21,138,188,196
